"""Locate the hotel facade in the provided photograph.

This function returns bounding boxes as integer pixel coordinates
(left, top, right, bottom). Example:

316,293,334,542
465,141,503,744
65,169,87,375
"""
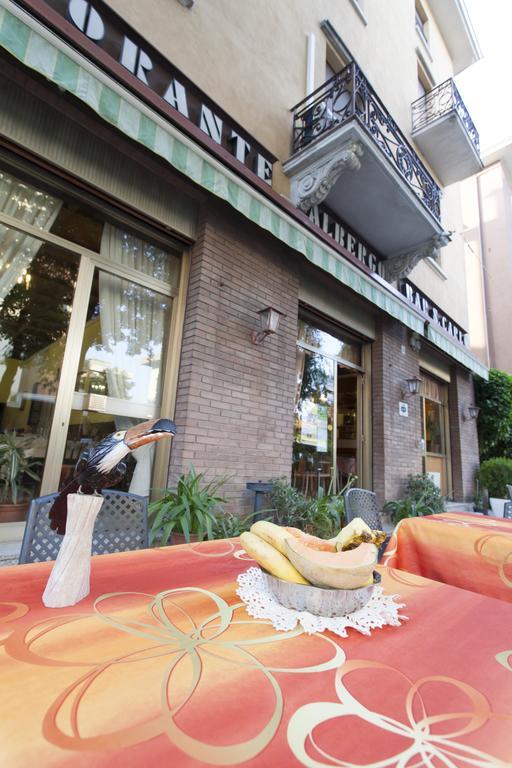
0,0,487,528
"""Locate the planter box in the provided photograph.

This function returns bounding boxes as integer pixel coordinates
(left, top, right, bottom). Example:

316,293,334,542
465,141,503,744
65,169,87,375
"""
489,498,507,518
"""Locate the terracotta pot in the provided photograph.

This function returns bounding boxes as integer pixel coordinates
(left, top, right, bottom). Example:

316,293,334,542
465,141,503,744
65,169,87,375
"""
0,500,30,523
171,532,202,546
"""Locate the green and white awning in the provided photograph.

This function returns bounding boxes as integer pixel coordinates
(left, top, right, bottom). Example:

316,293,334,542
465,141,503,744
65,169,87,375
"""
0,0,488,379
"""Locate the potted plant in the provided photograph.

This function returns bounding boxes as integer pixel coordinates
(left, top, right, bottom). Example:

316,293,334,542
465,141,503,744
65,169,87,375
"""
0,431,40,522
149,465,228,545
478,458,512,517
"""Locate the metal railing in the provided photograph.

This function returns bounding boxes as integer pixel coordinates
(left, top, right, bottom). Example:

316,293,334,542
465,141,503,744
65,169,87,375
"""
291,62,441,221
411,78,480,154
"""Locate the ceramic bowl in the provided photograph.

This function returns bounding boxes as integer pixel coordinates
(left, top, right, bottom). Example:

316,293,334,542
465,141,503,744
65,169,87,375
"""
262,570,381,617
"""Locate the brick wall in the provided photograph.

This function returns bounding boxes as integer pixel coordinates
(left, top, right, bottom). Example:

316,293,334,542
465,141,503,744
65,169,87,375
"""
448,368,479,501
372,316,423,505
168,201,299,513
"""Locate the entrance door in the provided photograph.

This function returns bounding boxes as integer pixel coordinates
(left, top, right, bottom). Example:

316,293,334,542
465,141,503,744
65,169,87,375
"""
420,373,451,496
293,315,367,496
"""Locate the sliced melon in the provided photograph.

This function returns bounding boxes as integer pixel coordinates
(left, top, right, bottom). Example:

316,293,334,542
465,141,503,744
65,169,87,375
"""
240,532,309,584
285,527,336,552
330,517,372,549
283,539,377,589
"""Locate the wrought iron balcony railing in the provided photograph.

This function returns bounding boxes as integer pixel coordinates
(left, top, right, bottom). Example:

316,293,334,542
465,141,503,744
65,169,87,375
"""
411,78,480,155
291,62,441,221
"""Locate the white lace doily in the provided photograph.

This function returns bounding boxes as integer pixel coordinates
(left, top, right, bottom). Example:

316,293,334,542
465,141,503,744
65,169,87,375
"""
236,567,407,638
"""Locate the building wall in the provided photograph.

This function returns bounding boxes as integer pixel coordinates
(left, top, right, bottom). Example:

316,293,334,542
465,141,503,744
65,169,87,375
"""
448,367,479,501
108,0,473,346
169,200,299,512
372,316,423,504
476,163,512,374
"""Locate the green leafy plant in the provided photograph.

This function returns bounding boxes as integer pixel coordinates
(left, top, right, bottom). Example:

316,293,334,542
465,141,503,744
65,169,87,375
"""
263,475,357,539
404,473,445,515
475,369,512,461
212,510,269,539
478,458,512,499
149,465,228,545
383,494,434,523
0,431,40,505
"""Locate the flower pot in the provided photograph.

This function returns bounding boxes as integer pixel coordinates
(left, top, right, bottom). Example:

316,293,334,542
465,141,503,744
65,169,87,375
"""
0,500,30,523
171,532,202,546
489,498,507,518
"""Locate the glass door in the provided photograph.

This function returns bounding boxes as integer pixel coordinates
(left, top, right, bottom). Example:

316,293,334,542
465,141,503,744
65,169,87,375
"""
293,315,367,496
61,266,172,495
420,373,451,496
293,348,335,496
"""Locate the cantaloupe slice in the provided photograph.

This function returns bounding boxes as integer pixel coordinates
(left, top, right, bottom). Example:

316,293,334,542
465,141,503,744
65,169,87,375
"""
283,539,377,589
285,527,336,552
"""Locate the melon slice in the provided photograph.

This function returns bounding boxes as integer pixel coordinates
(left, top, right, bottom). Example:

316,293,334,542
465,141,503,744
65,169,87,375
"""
285,527,336,552
283,539,377,589
330,517,372,549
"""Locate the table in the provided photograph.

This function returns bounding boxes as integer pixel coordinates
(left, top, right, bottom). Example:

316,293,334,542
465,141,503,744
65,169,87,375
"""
1,540,512,766
382,511,512,601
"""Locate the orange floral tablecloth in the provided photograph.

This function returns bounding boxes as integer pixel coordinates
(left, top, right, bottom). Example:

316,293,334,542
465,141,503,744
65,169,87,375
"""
1,539,512,767
381,511,512,602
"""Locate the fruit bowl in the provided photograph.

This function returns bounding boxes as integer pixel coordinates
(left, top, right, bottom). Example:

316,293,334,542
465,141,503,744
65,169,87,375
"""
261,570,381,617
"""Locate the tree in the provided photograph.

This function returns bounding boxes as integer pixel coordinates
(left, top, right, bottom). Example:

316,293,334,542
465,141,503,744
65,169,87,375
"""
474,369,512,461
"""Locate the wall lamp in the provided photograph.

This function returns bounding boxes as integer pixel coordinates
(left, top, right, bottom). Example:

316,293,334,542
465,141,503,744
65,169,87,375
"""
251,307,285,344
401,376,421,398
464,405,480,421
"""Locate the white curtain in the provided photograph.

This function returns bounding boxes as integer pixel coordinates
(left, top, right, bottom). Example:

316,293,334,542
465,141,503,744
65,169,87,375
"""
99,224,168,496
0,171,62,306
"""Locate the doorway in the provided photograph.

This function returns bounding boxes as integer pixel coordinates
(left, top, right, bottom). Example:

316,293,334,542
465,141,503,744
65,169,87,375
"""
420,372,452,496
292,314,368,496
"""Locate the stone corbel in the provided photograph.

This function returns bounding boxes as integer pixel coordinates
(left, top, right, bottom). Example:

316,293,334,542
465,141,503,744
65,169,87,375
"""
294,140,364,212
383,233,451,282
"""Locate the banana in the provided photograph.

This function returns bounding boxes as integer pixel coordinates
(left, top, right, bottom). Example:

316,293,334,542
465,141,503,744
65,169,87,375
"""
250,520,291,555
240,532,309,584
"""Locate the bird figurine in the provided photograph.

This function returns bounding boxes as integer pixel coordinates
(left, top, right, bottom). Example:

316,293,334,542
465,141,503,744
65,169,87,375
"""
49,417,177,535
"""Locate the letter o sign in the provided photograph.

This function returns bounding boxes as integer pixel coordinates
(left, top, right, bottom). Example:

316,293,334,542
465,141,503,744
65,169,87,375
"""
68,0,105,40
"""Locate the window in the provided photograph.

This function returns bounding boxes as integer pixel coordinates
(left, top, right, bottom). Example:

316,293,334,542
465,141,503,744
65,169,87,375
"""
415,0,429,45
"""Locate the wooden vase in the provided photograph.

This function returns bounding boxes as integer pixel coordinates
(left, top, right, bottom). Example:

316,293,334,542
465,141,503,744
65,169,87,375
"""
42,493,104,608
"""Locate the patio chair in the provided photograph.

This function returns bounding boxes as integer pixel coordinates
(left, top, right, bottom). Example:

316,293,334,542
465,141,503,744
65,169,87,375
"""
504,501,512,519
343,487,389,559
344,488,383,529
19,490,148,564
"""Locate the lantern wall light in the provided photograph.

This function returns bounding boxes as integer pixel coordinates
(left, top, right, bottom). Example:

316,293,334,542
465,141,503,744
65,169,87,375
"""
401,376,421,398
464,405,480,421
251,307,285,345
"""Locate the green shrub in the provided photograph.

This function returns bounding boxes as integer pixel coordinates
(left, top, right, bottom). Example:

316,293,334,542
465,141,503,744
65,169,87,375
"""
478,458,512,499
383,495,435,523
264,476,356,538
212,510,266,539
404,473,445,514
149,465,228,545
475,369,512,461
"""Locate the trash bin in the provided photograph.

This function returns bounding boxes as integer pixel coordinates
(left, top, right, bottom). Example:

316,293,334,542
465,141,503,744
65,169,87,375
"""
246,482,273,522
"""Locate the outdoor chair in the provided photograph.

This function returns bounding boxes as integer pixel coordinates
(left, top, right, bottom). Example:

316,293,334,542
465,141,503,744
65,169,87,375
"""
343,487,389,559
19,490,148,564
504,501,512,519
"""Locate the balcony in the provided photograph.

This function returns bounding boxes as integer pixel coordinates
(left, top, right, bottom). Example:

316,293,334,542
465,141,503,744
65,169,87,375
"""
283,62,449,281
412,79,483,185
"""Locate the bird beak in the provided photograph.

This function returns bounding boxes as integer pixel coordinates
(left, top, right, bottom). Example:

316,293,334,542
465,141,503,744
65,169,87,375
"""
124,418,177,450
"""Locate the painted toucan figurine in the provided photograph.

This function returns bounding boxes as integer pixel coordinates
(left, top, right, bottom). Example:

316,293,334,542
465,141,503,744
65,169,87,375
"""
49,417,177,535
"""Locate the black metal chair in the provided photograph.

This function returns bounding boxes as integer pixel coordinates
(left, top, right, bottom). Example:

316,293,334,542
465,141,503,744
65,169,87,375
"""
344,488,384,530
19,490,148,564
343,487,390,559
504,501,512,520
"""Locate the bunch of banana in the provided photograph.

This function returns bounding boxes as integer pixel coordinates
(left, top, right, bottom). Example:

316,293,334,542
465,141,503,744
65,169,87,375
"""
240,522,309,584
